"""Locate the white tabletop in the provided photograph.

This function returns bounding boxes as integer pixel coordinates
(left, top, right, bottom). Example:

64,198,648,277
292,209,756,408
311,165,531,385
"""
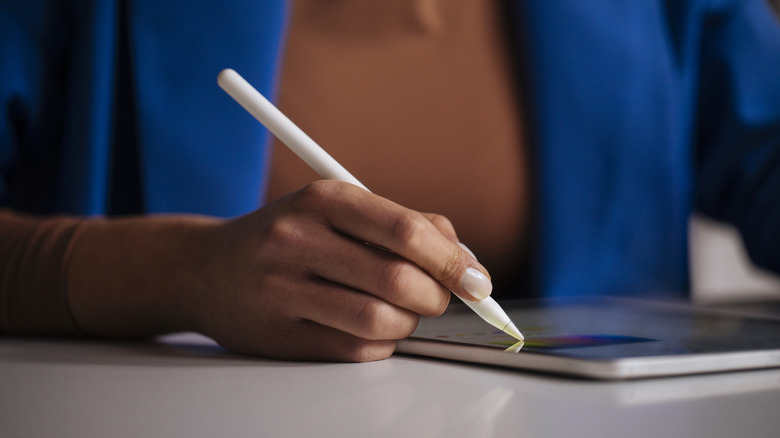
2,332,780,438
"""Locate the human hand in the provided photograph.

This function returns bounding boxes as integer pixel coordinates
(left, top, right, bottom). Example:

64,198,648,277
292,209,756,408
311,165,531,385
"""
190,180,492,361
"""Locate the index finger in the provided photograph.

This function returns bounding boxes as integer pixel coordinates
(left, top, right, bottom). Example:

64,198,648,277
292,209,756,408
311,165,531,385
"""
302,181,493,301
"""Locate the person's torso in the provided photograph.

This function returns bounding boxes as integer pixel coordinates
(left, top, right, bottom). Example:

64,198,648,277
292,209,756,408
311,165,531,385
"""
266,0,531,291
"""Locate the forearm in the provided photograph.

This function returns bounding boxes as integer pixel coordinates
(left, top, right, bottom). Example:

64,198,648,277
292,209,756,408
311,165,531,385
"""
0,210,85,335
66,214,221,338
0,209,222,338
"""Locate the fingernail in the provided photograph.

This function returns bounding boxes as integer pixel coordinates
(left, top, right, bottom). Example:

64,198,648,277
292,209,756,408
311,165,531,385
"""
461,267,493,300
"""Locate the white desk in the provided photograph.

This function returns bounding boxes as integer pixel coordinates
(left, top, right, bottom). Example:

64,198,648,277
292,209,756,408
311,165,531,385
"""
2,333,780,438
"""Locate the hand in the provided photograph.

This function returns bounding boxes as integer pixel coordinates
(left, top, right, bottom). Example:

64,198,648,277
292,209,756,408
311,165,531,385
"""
189,180,492,361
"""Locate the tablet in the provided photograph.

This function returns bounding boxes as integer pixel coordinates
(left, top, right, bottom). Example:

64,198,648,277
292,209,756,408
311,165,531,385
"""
395,297,780,380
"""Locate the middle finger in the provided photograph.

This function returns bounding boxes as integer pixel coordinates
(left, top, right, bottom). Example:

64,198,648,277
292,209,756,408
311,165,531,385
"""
302,230,450,317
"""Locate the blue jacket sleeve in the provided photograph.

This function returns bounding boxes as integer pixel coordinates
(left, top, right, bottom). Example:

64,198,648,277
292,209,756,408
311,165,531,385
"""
1,1,289,216
0,0,65,211
695,0,780,272
0,1,91,214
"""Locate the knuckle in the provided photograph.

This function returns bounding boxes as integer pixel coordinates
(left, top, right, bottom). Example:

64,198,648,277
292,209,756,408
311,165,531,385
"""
430,292,451,317
264,218,306,247
391,211,427,248
354,300,387,340
295,180,341,210
428,213,456,237
345,339,395,362
436,246,464,285
377,261,413,299
400,314,421,338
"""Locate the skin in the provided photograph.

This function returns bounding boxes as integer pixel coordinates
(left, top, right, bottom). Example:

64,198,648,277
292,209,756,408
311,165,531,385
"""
67,180,490,362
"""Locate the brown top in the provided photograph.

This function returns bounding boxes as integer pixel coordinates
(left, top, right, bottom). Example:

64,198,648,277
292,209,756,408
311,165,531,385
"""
267,0,530,290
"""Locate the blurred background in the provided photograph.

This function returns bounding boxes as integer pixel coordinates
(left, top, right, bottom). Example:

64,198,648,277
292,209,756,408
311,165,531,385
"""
689,0,780,304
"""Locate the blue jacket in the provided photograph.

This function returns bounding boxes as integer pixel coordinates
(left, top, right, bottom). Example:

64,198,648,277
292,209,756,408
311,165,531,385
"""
2,1,780,298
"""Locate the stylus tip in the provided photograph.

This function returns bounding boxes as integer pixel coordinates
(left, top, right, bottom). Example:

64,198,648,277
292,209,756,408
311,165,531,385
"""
504,322,524,341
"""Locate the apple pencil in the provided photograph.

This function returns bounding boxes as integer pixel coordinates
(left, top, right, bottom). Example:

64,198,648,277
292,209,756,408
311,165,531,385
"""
217,68,523,341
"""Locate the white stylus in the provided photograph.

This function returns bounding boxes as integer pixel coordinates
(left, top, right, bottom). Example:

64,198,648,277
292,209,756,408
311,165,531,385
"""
217,68,523,341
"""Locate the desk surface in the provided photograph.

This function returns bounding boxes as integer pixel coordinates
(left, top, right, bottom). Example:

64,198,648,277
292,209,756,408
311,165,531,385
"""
2,333,780,438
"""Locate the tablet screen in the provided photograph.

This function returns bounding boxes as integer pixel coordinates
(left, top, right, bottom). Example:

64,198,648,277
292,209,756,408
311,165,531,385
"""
409,297,780,360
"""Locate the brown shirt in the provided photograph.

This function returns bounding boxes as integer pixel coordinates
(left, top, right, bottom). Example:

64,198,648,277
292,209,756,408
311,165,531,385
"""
267,0,530,290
